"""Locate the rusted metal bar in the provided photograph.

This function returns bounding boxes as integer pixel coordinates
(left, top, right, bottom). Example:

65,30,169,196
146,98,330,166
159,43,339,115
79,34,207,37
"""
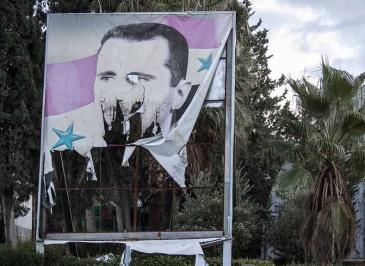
45,231,224,241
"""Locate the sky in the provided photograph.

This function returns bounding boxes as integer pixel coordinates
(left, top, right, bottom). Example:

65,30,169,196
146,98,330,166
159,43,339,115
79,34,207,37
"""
249,0,365,85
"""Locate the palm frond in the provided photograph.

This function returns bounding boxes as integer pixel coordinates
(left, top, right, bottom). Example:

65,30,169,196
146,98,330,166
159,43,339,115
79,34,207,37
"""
328,69,357,103
353,72,365,90
308,132,346,160
288,78,330,117
268,140,305,163
350,146,365,179
276,163,313,197
304,199,355,262
340,112,365,138
235,95,252,147
288,119,310,139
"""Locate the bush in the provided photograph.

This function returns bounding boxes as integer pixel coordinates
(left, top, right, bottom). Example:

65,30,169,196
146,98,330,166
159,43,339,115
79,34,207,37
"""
174,172,264,258
0,242,275,265
0,245,42,266
131,254,193,265
268,193,307,263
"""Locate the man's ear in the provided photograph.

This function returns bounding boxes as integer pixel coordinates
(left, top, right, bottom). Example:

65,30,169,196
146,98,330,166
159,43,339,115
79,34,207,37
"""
171,80,192,110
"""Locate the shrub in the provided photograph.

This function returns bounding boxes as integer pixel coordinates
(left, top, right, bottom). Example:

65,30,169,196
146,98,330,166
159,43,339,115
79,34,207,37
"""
174,172,264,258
0,244,42,266
268,193,307,263
0,244,277,266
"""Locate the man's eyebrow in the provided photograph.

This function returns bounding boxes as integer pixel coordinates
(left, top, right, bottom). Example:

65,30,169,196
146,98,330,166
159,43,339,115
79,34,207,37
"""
128,72,156,80
97,71,116,76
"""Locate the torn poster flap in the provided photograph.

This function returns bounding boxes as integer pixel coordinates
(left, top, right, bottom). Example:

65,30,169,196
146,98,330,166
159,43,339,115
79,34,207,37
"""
86,151,97,181
122,146,136,166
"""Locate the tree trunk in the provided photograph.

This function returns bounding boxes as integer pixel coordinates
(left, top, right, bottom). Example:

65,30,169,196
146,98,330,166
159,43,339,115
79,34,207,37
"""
1,193,17,248
121,192,131,231
85,207,96,232
115,192,131,232
115,204,124,232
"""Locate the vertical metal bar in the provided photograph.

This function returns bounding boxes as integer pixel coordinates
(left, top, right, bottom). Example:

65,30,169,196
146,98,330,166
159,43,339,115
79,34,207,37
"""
223,12,236,266
133,113,141,231
133,147,139,231
36,14,50,253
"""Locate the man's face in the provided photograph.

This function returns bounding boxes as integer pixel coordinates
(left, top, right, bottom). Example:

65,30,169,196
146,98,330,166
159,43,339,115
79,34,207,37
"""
95,37,178,136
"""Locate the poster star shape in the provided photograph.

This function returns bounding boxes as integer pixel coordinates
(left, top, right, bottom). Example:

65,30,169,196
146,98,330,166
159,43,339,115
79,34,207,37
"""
197,53,212,72
52,122,85,150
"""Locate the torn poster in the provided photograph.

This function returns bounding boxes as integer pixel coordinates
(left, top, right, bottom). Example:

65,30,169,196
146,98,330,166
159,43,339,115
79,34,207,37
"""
42,13,234,206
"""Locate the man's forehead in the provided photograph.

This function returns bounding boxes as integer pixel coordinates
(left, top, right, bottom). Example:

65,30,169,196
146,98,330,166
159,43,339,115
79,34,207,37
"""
98,37,170,61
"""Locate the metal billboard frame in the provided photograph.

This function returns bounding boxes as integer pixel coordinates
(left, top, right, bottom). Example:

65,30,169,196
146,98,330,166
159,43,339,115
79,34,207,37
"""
35,11,236,266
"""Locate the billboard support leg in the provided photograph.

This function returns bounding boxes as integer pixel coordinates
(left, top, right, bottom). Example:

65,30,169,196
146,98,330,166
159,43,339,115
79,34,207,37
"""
36,241,45,255
223,13,236,266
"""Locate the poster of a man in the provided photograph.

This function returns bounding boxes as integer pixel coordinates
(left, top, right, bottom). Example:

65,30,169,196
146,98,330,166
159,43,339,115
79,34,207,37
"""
42,13,233,206
95,23,193,141
37,13,235,265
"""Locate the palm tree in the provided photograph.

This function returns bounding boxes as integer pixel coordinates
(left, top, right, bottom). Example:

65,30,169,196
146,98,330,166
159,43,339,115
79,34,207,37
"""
276,60,365,263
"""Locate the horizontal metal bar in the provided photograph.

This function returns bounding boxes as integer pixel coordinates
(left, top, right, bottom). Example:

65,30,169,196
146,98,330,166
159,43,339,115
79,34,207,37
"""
106,142,218,147
201,237,231,248
204,99,225,103
46,231,223,241
55,186,214,191
50,11,235,16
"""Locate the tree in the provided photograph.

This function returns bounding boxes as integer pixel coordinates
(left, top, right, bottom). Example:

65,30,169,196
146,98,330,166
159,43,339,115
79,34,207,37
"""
276,60,365,262
238,0,287,208
0,0,43,247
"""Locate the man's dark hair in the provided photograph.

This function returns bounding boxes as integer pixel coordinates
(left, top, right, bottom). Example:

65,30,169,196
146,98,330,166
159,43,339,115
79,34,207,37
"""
100,23,188,87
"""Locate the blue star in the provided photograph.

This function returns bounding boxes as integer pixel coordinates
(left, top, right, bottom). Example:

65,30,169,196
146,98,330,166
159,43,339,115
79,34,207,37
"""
197,53,212,72
52,122,85,150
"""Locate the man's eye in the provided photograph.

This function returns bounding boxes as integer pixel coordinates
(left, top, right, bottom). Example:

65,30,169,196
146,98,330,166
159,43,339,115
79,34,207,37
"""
127,74,149,85
138,76,149,82
100,75,114,81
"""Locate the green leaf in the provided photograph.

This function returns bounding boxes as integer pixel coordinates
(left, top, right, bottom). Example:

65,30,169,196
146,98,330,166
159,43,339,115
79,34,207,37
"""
351,147,365,178
288,78,330,116
328,70,356,102
341,112,365,137
276,163,313,193
329,201,355,253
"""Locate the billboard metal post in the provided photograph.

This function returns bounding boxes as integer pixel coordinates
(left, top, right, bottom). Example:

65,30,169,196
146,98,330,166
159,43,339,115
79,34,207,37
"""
223,13,236,266
36,13,50,255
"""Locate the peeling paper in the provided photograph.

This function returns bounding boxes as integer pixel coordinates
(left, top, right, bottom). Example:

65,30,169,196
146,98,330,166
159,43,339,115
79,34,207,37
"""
120,239,208,266
43,238,223,265
44,171,56,208
86,151,97,181
127,74,139,85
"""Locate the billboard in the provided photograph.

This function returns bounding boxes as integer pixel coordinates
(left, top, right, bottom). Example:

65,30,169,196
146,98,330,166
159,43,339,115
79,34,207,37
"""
41,13,233,206
37,12,235,265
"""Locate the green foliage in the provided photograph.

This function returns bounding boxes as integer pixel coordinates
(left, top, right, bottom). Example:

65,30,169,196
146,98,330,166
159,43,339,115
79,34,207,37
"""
269,194,307,263
174,172,264,258
276,60,365,263
0,0,43,246
131,254,192,266
275,164,313,199
238,0,288,209
0,0,42,200
0,243,275,266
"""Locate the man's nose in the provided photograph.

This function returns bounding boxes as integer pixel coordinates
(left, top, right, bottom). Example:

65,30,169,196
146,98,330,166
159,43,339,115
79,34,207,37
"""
126,84,146,106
